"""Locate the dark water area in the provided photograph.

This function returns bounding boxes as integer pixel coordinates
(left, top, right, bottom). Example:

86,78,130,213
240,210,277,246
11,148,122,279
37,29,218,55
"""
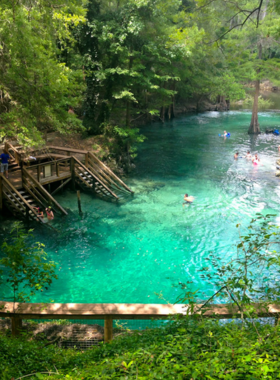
1,107,280,304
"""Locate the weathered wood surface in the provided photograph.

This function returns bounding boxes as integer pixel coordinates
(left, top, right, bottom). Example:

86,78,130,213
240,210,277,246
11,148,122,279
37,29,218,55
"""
74,157,119,200
48,146,88,154
1,302,280,320
1,176,40,222
22,168,68,215
88,152,134,194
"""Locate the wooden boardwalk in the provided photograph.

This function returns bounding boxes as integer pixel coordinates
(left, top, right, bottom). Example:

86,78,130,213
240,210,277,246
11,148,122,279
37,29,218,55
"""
1,143,134,225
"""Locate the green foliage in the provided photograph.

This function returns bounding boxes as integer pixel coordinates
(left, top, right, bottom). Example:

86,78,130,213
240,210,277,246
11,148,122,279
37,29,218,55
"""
0,0,87,146
0,223,57,303
2,318,280,379
177,214,280,322
242,95,273,109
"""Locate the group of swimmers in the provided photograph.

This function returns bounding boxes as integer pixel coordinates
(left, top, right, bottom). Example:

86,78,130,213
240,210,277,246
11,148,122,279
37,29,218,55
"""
34,206,54,221
234,151,260,165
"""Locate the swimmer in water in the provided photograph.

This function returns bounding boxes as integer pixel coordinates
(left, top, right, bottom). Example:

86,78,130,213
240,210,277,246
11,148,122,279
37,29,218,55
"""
234,152,239,160
246,151,252,159
252,154,260,165
223,130,227,137
183,193,194,207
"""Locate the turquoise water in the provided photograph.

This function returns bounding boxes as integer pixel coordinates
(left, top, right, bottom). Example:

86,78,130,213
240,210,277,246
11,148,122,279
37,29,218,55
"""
2,110,280,304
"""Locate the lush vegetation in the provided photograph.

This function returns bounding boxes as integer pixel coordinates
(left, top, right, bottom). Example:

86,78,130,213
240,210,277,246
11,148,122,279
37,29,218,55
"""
1,317,280,379
3,1,280,159
0,224,57,303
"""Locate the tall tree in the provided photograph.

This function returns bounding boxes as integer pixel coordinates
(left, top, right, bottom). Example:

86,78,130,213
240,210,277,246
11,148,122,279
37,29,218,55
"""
0,0,87,146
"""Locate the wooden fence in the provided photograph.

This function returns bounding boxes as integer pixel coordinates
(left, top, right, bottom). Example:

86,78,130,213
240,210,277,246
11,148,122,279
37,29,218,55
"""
1,302,280,342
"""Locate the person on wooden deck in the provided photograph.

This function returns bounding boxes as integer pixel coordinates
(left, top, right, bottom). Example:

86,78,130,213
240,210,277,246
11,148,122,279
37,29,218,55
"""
183,194,194,206
46,206,54,220
0,149,10,179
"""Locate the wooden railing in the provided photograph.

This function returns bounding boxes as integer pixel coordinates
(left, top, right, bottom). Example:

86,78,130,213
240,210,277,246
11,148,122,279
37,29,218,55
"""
88,152,133,194
47,146,88,163
5,142,22,165
22,168,68,215
25,157,71,183
1,301,280,341
0,175,42,222
73,157,119,199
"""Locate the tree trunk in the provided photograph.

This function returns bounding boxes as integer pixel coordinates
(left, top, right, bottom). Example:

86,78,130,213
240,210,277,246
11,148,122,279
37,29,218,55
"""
248,79,261,134
248,43,262,135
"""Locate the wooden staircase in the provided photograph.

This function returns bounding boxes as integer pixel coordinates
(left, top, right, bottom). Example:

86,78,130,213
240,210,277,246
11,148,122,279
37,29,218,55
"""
0,176,45,224
1,142,134,226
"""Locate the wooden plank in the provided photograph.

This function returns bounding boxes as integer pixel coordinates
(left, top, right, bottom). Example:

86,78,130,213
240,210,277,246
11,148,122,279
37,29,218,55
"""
51,177,72,196
74,157,119,200
23,180,49,206
88,152,133,193
25,157,70,170
22,182,45,209
23,168,68,215
1,177,39,220
48,145,88,154
1,302,280,320
40,172,71,185
88,157,123,192
75,169,92,189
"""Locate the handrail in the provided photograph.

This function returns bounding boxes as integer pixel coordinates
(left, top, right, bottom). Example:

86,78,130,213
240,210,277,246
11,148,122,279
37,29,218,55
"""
25,157,71,170
1,301,280,340
1,175,41,222
5,142,22,165
73,157,119,200
22,168,68,215
48,145,88,154
88,152,134,193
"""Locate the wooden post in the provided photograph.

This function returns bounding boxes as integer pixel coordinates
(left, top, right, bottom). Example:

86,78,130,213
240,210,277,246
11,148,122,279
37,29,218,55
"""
37,165,41,182
77,190,82,214
0,174,3,211
56,162,60,177
70,157,75,190
85,153,89,168
11,316,22,337
104,316,113,343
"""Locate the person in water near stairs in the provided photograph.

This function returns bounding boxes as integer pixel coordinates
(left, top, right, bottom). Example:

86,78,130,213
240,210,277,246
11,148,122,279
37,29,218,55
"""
34,207,44,222
183,194,194,206
46,206,54,220
0,149,10,179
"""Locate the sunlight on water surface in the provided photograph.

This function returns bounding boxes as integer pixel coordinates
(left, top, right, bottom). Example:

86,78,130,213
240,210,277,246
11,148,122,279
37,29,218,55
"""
1,111,280,304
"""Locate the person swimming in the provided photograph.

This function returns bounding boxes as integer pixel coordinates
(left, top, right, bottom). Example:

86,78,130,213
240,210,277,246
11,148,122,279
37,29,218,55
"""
223,130,227,137
246,151,252,159
234,152,239,160
183,193,194,206
252,154,260,165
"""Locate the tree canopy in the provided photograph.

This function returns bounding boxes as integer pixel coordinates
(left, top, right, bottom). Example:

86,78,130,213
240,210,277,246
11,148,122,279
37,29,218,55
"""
1,0,280,148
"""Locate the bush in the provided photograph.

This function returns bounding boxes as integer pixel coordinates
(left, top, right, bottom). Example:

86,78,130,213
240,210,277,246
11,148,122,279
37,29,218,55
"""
2,317,280,379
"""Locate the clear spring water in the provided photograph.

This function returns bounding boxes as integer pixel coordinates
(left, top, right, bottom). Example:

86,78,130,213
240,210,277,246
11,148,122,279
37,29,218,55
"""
1,110,280,304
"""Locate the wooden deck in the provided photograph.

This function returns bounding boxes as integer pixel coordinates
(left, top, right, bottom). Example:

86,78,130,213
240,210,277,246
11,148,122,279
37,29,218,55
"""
1,301,280,340
9,170,23,189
